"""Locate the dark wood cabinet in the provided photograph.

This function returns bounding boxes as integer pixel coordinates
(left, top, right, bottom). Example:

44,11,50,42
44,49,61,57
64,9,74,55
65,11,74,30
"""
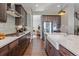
59,45,75,56
9,39,18,56
7,3,11,10
0,45,9,56
18,33,30,55
45,39,75,56
18,36,27,55
0,3,7,22
42,15,61,31
45,40,59,56
15,5,21,25
0,32,30,56
15,4,27,26
42,15,61,40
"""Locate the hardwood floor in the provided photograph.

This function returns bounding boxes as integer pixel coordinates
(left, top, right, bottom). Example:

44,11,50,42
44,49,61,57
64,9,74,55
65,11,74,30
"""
23,35,47,56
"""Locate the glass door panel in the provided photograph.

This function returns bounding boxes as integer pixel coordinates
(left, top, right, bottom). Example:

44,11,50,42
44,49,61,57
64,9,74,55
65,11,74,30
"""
44,22,51,33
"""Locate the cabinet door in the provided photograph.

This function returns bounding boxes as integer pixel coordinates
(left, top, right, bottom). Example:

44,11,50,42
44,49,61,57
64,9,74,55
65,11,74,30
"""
26,33,30,46
15,4,21,25
0,45,9,56
48,41,55,56
0,3,7,22
9,46,18,56
59,45,75,56
9,40,18,56
45,40,60,56
18,35,27,55
15,4,27,26
49,44,55,56
45,40,53,55
45,40,49,55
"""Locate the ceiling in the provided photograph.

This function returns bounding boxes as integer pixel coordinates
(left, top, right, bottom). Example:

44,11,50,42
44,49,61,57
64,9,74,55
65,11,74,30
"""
21,3,79,15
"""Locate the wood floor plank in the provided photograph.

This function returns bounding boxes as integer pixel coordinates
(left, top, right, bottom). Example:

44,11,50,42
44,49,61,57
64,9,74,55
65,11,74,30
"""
23,35,47,56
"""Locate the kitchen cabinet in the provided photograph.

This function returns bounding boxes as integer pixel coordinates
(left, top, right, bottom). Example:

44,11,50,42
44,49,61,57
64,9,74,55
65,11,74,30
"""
59,45,75,56
15,4,21,25
18,33,30,55
45,39,75,56
41,15,61,40
0,32,30,56
42,15,61,32
9,39,18,56
45,40,59,56
18,35,27,55
0,45,9,56
15,4,27,26
7,3,11,10
0,3,7,22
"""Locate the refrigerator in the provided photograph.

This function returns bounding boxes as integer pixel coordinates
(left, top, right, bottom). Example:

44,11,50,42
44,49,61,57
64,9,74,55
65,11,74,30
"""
42,21,60,41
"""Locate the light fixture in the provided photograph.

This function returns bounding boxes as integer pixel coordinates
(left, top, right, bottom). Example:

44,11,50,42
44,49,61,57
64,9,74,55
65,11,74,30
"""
35,4,39,7
57,5,60,8
58,10,66,16
57,4,66,16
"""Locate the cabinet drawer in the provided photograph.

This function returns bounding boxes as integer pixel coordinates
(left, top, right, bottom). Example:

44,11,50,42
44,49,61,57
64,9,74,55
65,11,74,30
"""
59,45,75,56
0,45,9,56
9,40,18,49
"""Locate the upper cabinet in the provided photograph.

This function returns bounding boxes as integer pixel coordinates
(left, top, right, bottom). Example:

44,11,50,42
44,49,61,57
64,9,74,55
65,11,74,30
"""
15,4,27,26
42,15,61,32
7,3,11,10
0,3,7,22
7,3,21,17
0,3,27,24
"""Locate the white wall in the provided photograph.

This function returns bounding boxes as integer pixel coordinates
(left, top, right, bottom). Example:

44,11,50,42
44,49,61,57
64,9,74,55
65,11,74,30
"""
33,15,42,31
0,15,16,34
33,15,42,38
61,4,75,34
67,4,74,34
26,9,33,32
61,8,68,33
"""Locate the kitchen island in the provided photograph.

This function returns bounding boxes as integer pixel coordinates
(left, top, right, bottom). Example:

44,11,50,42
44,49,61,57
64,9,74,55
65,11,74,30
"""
45,33,79,56
0,31,31,56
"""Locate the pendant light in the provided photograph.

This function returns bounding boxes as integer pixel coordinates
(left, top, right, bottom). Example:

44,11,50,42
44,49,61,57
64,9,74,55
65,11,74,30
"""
58,10,66,15
58,4,66,16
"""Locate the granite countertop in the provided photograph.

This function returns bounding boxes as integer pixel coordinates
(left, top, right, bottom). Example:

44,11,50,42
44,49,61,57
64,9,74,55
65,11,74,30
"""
59,35,79,56
0,31,30,48
47,33,66,50
46,33,79,56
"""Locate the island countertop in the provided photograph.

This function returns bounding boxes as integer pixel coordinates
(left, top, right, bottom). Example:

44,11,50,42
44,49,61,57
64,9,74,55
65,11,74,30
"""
46,33,79,56
0,31,30,48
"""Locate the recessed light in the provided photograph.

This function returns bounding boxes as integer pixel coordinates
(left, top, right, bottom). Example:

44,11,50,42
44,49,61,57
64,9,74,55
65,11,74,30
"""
35,4,39,7
57,5,60,8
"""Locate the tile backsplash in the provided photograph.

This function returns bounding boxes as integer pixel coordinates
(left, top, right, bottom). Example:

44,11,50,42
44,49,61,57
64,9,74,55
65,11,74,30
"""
0,15,16,34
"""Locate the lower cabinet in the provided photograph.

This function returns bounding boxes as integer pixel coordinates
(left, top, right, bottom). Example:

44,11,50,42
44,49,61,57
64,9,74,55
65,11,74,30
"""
9,39,19,56
0,45,9,56
45,40,75,56
59,45,75,56
0,32,30,56
45,40,59,56
18,33,30,55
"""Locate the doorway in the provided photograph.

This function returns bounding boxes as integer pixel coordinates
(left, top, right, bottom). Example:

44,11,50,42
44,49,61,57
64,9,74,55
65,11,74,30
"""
33,15,42,39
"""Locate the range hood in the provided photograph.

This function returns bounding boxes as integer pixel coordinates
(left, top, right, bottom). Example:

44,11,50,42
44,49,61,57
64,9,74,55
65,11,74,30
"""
7,9,22,17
